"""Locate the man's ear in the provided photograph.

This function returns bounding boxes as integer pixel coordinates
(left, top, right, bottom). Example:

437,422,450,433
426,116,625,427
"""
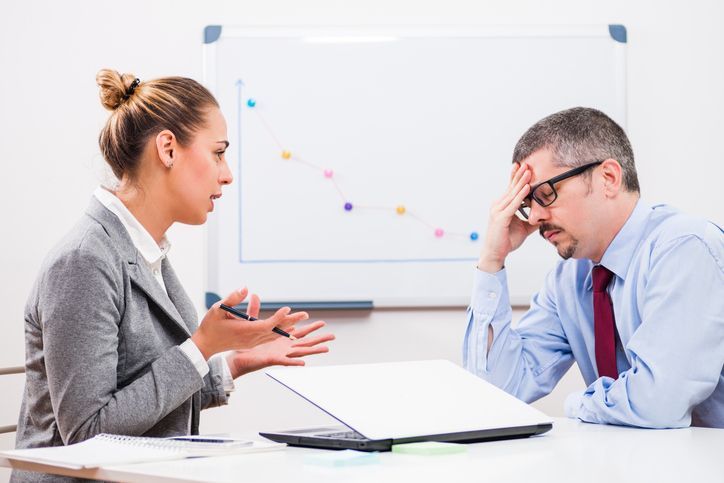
600,158,623,197
155,130,176,168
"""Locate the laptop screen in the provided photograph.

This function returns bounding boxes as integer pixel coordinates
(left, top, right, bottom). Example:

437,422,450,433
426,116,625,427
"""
266,360,552,440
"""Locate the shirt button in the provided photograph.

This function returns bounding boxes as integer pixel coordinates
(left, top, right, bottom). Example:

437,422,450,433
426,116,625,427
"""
153,269,160,276
488,292,497,299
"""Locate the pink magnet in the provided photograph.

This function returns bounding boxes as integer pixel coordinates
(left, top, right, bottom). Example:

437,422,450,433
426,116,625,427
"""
324,169,334,178
434,228,444,238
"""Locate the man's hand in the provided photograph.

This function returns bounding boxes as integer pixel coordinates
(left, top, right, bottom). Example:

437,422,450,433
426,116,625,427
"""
226,321,335,378
477,162,538,273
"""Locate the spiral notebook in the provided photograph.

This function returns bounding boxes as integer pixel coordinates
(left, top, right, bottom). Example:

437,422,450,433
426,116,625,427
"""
0,434,285,470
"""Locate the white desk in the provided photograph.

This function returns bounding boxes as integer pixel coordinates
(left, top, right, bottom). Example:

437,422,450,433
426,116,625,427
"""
2,418,723,482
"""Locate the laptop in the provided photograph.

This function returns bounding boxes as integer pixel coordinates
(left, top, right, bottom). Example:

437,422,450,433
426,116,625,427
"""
259,360,552,451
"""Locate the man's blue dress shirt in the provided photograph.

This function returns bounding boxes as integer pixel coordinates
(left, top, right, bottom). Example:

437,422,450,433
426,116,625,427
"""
464,200,724,428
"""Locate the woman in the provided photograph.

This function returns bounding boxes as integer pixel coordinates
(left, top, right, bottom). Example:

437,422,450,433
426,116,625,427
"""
12,70,333,482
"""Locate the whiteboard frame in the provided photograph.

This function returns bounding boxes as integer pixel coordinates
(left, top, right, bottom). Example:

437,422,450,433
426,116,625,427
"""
202,25,627,308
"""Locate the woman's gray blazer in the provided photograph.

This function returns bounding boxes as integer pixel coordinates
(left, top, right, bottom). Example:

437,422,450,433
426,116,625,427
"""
12,197,229,482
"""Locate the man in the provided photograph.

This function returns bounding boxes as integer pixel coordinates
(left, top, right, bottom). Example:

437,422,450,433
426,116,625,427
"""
464,107,723,428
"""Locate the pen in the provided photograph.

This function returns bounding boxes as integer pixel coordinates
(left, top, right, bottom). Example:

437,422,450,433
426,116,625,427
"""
169,437,252,445
219,303,297,340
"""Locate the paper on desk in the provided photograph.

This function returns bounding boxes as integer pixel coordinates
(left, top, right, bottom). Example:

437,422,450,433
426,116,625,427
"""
0,434,285,470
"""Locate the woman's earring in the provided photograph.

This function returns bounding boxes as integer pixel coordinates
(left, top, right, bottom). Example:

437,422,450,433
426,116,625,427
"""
167,161,174,169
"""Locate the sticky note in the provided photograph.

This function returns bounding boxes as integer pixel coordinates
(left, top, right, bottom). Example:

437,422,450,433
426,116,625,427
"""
391,441,468,455
304,449,380,467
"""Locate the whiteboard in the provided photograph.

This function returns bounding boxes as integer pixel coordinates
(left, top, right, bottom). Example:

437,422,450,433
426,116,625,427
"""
202,25,627,308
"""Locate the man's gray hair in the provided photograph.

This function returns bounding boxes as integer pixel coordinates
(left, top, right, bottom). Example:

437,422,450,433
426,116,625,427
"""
512,107,640,193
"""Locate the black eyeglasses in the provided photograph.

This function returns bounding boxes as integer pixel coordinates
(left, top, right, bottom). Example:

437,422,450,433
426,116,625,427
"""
517,161,603,220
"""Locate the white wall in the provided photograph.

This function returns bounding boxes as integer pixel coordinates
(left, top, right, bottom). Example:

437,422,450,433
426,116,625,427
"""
1,0,723,479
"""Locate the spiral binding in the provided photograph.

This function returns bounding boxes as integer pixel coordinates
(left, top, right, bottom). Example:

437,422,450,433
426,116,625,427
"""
95,434,247,454
96,434,188,452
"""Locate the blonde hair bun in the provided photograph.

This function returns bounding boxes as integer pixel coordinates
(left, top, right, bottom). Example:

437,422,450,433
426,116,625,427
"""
96,69,138,111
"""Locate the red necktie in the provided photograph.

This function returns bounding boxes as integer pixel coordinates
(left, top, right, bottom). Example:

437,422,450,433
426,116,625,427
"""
593,265,618,379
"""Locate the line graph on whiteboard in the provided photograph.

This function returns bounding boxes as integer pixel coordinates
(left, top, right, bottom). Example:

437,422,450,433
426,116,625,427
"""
233,79,487,264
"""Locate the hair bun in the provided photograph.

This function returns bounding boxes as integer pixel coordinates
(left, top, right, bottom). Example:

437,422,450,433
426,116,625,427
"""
96,69,138,111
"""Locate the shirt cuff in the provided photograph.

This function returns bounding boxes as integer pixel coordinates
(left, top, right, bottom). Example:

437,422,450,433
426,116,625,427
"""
179,338,210,378
466,268,510,375
564,391,584,419
217,352,236,393
471,267,507,314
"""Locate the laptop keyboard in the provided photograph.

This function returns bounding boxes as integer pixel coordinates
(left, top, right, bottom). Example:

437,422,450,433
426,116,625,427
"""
316,430,368,440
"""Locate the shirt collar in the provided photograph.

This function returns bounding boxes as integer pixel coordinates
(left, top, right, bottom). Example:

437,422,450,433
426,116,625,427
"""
93,187,171,266
584,199,652,290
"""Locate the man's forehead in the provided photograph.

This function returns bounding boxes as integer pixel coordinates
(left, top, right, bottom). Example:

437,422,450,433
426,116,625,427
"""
518,148,558,184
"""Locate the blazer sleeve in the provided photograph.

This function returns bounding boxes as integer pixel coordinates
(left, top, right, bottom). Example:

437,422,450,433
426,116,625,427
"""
39,245,205,444
201,357,230,409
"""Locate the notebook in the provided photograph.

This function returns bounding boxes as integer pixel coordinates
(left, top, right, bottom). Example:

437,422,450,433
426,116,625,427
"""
0,434,284,470
260,359,553,451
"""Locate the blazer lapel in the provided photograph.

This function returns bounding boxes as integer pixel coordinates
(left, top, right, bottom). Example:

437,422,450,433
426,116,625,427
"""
128,262,191,337
85,197,192,338
162,259,199,334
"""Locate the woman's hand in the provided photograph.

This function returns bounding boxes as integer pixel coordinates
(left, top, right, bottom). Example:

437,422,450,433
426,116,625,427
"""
226,320,335,378
191,288,309,360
